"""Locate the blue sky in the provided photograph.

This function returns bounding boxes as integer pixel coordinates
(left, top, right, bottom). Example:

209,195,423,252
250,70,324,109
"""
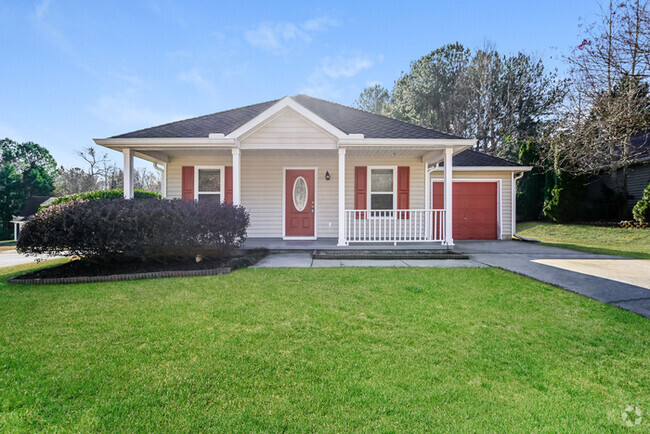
1,0,600,168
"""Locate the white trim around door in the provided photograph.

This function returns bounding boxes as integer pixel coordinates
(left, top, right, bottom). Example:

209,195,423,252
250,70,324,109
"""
282,167,318,240
431,178,503,240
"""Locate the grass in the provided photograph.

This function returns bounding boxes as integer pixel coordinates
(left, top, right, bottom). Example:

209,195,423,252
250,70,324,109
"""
517,221,650,259
0,239,16,252
0,262,648,432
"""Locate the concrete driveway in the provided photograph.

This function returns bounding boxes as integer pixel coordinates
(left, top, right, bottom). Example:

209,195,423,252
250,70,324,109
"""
455,241,650,318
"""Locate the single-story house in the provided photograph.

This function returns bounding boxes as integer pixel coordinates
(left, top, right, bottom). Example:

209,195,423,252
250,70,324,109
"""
94,95,531,246
11,196,56,241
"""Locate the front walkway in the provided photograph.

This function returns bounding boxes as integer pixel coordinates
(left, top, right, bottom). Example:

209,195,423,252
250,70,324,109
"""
455,241,650,318
253,253,484,268
243,238,448,250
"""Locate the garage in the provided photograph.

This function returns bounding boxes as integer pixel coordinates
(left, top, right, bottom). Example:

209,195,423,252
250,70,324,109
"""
432,181,499,240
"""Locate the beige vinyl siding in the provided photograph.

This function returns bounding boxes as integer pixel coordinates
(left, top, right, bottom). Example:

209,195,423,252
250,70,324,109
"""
240,110,337,149
167,153,432,238
430,171,513,239
345,157,426,210
241,153,338,238
166,155,233,199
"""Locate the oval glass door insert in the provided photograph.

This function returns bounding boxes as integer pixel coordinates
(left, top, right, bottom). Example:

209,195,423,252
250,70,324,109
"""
293,176,308,212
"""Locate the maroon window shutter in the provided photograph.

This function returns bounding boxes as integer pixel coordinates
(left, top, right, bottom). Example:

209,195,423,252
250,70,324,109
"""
181,166,194,201
225,166,233,204
397,166,410,219
354,166,367,219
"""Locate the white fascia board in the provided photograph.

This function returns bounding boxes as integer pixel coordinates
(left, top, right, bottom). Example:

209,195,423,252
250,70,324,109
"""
430,166,533,172
93,138,236,148
226,96,348,140
339,138,476,148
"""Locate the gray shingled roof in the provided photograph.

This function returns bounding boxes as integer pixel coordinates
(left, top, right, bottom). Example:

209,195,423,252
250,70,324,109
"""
112,95,463,140
11,196,56,222
447,150,522,167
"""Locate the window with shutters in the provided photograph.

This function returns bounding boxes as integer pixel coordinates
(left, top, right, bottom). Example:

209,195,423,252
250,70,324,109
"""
367,167,396,211
195,166,224,203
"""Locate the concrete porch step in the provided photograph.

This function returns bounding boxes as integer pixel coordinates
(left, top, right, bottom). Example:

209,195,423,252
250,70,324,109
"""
311,250,468,260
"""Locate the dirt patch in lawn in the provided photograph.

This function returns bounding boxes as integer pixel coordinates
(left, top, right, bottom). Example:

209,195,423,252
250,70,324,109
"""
11,249,268,281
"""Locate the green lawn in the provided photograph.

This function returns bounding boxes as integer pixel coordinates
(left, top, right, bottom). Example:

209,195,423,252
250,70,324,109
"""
0,240,16,252
1,262,648,432
517,221,650,259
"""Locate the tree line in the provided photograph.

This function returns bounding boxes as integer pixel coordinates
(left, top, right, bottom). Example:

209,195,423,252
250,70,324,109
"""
355,0,650,221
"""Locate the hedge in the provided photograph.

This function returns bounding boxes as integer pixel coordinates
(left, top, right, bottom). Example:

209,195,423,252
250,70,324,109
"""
43,189,160,209
18,199,249,260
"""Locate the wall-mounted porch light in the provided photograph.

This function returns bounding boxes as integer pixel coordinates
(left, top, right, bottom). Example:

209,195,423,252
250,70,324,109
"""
325,170,331,181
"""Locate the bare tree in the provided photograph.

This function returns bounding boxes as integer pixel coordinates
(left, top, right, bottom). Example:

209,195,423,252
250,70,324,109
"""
545,0,650,196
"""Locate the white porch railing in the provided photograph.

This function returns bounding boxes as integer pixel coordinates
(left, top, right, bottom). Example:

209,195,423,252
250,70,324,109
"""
343,209,445,245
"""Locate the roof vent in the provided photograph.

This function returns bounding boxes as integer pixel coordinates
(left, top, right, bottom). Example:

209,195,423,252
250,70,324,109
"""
208,133,225,138
348,133,364,139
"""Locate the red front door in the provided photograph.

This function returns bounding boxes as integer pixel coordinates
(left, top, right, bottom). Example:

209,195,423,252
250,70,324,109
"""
285,169,315,237
432,181,498,240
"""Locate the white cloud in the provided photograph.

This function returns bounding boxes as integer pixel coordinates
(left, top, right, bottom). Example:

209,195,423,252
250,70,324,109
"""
33,0,69,51
244,22,308,54
299,54,378,99
244,16,338,54
320,55,374,78
87,90,187,128
302,16,339,32
179,68,212,91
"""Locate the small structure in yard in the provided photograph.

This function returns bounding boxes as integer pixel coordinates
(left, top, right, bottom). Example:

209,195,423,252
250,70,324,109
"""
11,196,56,241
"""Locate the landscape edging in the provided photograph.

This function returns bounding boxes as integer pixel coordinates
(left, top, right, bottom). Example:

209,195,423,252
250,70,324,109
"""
8,267,232,285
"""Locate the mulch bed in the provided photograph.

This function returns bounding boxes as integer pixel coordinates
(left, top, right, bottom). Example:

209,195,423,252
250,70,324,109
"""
10,249,268,284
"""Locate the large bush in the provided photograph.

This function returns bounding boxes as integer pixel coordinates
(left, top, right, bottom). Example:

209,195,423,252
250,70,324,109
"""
542,171,587,223
633,182,650,224
44,189,160,209
18,199,249,259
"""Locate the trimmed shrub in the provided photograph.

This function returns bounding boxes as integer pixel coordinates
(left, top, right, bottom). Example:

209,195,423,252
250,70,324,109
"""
44,189,160,209
632,183,650,224
18,199,249,260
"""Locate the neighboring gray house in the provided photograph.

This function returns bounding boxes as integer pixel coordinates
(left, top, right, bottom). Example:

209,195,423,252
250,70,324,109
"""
587,131,650,216
11,196,56,241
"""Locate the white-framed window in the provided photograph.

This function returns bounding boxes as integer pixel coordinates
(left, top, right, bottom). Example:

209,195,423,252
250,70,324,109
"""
194,166,224,203
367,166,396,211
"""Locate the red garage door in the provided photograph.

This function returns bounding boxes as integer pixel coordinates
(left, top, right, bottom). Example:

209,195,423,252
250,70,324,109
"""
432,182,498,240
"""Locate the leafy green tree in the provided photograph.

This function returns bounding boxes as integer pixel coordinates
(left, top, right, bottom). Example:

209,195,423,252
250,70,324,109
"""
0,138,57,238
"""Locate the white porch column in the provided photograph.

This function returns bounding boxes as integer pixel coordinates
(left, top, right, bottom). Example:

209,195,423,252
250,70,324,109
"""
337,148,346,246
443,147,454,246
123,148,134,199
232,148,241,205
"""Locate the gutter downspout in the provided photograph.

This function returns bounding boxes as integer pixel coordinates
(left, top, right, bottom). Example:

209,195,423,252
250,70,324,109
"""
512,172,524,237
153,162,166,199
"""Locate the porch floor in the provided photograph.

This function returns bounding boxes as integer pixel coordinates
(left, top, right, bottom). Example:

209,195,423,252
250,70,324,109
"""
241,238,450,251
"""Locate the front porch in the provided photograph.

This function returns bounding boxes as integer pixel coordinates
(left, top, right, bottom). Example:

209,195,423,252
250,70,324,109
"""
241,237,451,251
95,97,473,248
